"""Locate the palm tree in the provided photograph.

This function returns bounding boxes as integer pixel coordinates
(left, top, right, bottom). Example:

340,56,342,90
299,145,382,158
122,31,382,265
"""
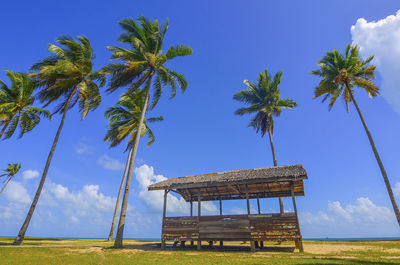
105,16,192,248
310,43,400,227
0,70,51,139
0,163,21,194
105,90,163,241
233,69,297,213
13,36,105,245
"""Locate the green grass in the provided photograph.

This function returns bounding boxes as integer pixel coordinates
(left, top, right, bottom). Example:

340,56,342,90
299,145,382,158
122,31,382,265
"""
0,237,399,264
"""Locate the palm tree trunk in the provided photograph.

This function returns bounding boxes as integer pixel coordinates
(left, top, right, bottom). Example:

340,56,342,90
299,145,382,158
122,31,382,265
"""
268,128,284,214
13,88,77,245
0,177,12,194
114,78,152,248
0,120,11,139
349,91,400,226
108,148,133,241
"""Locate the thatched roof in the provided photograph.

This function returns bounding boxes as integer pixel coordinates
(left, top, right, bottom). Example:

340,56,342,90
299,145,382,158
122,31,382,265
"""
148,164,307,201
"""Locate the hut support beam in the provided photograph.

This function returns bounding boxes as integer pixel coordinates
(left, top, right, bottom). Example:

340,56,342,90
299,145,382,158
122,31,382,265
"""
291,182,303,252
246,185,256,251
219,198,223,246
257,194,263,248
250,240,256,252
197,190,201,250
190,199,194,246
246,185,250,215
161,189,169,250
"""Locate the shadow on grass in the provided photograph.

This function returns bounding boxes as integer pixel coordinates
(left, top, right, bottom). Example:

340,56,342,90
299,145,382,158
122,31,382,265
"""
104,244,399,264
299,259,397,265
106,243,295,253
0,237,70,246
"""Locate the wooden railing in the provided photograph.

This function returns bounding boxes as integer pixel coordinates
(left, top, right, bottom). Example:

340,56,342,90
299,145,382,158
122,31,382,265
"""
162,213,301,242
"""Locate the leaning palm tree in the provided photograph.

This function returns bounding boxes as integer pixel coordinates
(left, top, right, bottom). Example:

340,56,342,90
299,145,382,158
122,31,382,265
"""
13,36,105,245
105,90,163,241
310,44,400,227
104,16,192,248
0,163,21,194
0,70,51,139
233,69,297,213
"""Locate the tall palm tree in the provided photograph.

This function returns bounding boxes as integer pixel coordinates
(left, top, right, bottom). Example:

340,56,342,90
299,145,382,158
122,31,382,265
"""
105,16,192,248
233,69,297,213
0,70,51,139
0,163,21,194
105,90,163,241
13,36,105,245
310,43,400,227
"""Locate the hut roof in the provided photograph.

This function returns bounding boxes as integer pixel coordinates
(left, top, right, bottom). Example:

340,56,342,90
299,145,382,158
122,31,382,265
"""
148,164,307,202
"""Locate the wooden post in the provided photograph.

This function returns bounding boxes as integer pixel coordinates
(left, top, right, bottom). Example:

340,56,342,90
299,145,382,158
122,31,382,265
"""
190,199,194,246
250,240,256,252
161,189,168,250
219,198,223,247
197,190,201,250
246,185,250,215
246,185,255,251
291,182,304,252
257,194,263,248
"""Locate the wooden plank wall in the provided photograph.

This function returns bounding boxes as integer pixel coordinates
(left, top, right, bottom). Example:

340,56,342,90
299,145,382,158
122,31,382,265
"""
199,215,250,241
162,214,300,242
162,217,198,241
249,213,301,241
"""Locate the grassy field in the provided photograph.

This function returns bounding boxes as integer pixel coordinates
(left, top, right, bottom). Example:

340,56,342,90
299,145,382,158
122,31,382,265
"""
0,237,399,264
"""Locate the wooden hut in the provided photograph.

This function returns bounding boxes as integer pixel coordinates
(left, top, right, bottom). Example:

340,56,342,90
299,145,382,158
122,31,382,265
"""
148,164,307,252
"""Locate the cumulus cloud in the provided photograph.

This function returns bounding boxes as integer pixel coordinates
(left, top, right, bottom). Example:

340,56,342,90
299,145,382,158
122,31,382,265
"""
135,164,218,215
22,170,39,180
351,10,400,114
303,197,394,225
394,182,400,197
0,205,13,219
46,181,115,218
97,155,124,171
300,197,399,237
3,181,31,204
75,142,95,155
0,177,147,237
75,138,95,155
230,207,247,215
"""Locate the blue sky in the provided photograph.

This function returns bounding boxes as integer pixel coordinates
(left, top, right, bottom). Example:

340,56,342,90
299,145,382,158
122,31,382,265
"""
1,0,400,239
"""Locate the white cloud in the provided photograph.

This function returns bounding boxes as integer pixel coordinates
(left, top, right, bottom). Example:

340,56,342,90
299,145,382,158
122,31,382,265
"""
75,138,95,155
300,197,399,237
0,177,147,237
0,205,12,219
329,197,393,223
303,197,394,224
97,155,124,171
351,10,400,114
394,182,400,197
230,206,247,215
75,142,95,155
46,181,116,216
70,216,79,224
3,181,31,204
22,170,39,180
135,164,218,215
